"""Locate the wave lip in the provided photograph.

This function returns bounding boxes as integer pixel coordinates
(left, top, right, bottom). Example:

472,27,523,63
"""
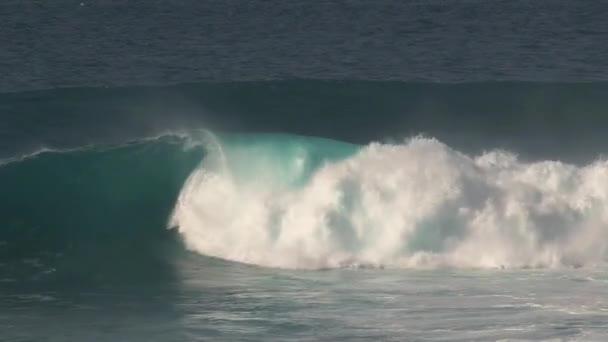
171,134,608,270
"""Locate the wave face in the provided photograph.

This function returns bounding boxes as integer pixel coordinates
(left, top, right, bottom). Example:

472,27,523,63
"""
171,133,608,269
0,135,204,283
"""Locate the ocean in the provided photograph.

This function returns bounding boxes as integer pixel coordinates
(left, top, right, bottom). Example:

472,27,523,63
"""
2,1,608,341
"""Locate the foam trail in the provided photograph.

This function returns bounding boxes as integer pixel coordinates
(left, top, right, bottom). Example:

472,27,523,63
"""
170,134,608,269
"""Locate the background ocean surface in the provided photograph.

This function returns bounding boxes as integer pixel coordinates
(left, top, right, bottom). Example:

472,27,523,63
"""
2,1,608,341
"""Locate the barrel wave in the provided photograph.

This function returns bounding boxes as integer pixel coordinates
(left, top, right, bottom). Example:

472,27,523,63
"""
3,81,608,275
3,131,608,273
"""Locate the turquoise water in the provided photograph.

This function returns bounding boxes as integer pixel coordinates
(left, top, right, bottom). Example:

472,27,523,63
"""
213,133,359,188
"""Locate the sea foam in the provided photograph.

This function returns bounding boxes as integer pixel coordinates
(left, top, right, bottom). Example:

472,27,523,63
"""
171,133,608,269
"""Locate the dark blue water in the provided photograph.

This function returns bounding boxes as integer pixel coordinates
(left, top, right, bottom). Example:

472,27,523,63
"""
3,1,608,341
2,0,608,92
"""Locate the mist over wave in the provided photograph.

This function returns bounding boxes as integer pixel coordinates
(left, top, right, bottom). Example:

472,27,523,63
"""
4,80,608,163
171,133,608,270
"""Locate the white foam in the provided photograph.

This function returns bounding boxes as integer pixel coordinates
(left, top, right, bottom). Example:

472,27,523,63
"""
170,136,608,269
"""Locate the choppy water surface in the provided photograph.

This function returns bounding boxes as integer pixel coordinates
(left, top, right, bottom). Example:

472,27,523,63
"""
3,258,608,341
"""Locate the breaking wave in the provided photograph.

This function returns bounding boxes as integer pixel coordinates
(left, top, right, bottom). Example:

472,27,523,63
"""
2,129,608,272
